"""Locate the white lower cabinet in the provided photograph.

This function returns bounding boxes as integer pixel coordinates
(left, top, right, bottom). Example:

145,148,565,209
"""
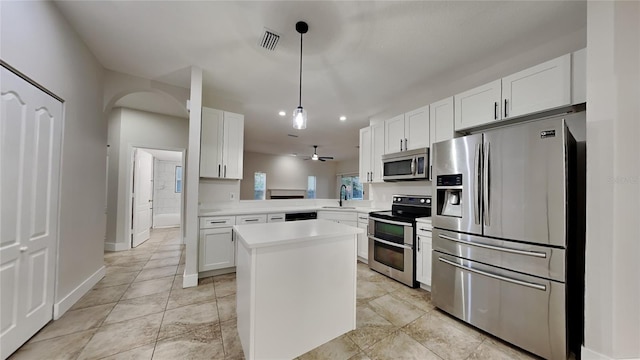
199,227,235,271
199,216,236,272
416,222,432,287
317,211,357,224
357,213,369,262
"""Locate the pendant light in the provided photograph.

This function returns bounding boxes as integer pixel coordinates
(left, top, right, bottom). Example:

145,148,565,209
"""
293,21,308,130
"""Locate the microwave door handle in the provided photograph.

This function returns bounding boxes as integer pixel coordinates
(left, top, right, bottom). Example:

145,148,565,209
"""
484,142,490,226
411,157,416,175
474,143,480,225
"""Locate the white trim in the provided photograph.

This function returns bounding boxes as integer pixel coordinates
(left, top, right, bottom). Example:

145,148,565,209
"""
104,241,130,252
581,347,614,360
53,265,106,319
182,271,198,288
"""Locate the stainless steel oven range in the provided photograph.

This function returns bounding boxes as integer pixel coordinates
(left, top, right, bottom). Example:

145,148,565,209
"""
368,195,431,288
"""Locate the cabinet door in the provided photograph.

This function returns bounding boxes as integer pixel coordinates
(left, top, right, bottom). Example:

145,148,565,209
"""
454,79,502,131
199,228,235,271
371,122,385,182
405,105,430,150
429,97,454,146
359,127,372,183
384,114,406,154
200,107,224,178
357,222,368,261
222,112,244,179
416,234,432,286
502,54,570,119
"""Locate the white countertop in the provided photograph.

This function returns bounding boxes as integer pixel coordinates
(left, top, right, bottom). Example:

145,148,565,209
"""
200,206,386,217
415,217,432,224
233,219,363,249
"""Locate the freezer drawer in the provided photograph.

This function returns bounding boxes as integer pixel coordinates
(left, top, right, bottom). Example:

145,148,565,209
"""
433,228,565,282
432,252,566,360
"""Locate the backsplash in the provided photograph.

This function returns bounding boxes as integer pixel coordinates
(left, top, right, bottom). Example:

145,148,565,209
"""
369,181,433,209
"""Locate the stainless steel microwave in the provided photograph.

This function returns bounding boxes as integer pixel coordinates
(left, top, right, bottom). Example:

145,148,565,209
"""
382,147,430,181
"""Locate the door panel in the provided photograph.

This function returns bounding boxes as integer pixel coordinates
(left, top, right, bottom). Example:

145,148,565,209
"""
384,114,405,154
1,66,62,359
371,122,385,182
200,107,224,178
222,112,244,179
133,149,153,247
432,134,483,235
482,117,568,247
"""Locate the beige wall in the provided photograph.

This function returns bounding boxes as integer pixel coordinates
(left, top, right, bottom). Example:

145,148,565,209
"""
240,152,338,200
1,0,105,316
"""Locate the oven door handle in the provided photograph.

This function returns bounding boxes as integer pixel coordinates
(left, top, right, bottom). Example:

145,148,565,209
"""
438,257,547,291
369,236,413,250
369,217,412,227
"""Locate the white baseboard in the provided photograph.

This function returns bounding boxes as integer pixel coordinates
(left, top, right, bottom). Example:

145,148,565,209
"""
182,271,198,288
104,241,130,252
581,347,619,360
53,265,106,319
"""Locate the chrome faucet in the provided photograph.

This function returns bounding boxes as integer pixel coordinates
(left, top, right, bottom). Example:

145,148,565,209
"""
339,184,347,207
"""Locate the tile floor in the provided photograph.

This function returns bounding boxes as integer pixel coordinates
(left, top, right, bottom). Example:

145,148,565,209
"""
10,228,539,360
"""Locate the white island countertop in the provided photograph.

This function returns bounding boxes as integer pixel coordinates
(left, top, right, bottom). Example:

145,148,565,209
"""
233,219,363,249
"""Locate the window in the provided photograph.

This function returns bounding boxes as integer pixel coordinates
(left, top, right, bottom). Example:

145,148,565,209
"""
175,166,182,193
307,176,316,199
340,175,363,200
254,172,266,200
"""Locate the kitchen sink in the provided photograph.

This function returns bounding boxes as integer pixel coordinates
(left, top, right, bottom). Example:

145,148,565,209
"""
322,206,356,209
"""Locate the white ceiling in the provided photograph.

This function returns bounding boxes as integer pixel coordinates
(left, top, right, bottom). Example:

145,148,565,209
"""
54,0,586,161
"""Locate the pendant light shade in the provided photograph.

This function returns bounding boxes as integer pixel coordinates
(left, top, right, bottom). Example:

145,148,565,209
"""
293,21,308,130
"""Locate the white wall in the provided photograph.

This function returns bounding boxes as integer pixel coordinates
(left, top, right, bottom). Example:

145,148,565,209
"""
1,0,106,315
336,158,359,175
106,107,188,250
239,152,338,200
583,2,640,359
153,159,182,227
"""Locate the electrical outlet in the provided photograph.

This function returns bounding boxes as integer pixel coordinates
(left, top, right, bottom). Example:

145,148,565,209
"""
230,192,235,200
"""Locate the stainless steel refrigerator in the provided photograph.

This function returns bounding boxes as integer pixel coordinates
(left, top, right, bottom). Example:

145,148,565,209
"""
432,112,585,360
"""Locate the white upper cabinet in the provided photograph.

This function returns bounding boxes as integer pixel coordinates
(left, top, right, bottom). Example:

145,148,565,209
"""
429,97,454,146
502,54,571,119
455,53,575,132
359,122,385,183
405,105,430,150
359,127,372,183
571,49,586,105
200,107,244,179
454,79,502,131
384,114,406,154
384,106,430,154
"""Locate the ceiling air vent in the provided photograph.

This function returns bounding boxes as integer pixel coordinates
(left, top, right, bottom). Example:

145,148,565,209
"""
287,134,299,138
259,28,280,51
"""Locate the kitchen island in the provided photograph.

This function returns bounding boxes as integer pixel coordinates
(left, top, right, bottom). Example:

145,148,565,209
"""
234,219,362,360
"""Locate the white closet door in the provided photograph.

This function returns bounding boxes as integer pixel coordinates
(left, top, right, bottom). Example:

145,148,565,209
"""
132,149,153,247
1,66,63,359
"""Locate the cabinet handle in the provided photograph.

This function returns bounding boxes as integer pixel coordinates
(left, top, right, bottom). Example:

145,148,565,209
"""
210,220,227,224
218,164,221,177
224,165,227,178
504,99,508,118
244,218,259,222
417,237,420,252
400,139,403,151
404,138,408,151
419,228,431,232
270,217,283,220
494,102,498,120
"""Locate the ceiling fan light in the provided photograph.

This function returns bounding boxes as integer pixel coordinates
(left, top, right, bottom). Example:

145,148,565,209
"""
311,153,318,160
292,106,307,130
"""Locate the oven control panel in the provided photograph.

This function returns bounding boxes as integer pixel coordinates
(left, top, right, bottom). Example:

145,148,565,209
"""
393,195,431,207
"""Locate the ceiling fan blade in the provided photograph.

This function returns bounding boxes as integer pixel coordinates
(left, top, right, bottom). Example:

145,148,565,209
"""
319,156,334,160
319,158,326,162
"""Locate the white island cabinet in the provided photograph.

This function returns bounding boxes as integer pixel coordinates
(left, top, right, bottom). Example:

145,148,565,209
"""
234,220,362,360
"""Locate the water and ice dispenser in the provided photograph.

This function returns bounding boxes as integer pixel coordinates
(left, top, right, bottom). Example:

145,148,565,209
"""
436,174,463,218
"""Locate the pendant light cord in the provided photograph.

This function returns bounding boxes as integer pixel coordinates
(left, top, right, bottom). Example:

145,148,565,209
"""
298,32,303,107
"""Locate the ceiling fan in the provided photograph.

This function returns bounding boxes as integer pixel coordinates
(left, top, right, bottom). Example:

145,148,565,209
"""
303,145,334,162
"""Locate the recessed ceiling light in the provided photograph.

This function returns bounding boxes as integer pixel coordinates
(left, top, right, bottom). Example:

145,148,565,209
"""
339,116,347,121
279,111,286,116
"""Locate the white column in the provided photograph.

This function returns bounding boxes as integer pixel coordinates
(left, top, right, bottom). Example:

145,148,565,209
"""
183,67,203,288
583,2,640,359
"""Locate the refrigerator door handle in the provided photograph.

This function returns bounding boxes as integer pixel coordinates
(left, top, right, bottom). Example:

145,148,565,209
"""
474,143,481,225
483,142,490,226
437,234,547,258
438,257,547,291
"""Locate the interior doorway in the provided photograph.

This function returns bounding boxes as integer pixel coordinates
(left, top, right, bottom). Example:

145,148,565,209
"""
130,147,184,248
